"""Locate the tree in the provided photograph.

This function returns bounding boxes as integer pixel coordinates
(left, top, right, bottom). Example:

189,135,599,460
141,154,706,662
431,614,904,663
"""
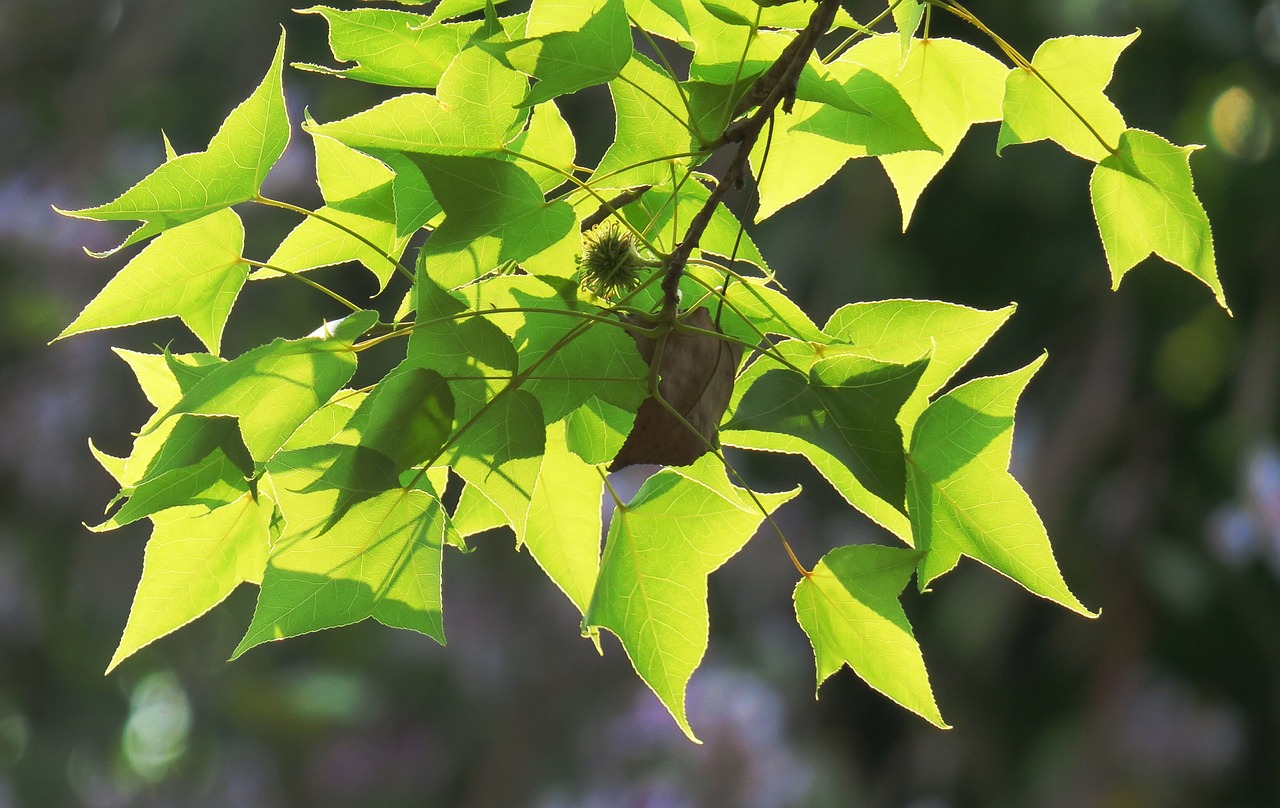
54,0,1224,740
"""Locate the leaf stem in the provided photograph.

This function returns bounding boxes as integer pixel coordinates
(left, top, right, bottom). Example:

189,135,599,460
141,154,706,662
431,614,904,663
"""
252,195,415,282
241,258,362,312
662,0,842,319
930,0,1119,157
502,149,664,256
823,1,899,64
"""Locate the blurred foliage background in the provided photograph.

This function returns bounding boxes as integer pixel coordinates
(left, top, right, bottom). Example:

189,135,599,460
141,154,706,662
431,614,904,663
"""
2,0,1279,805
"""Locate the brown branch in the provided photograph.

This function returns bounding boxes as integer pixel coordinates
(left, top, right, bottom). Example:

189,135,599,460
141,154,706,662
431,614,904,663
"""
580,185,652,231
659,0,840,319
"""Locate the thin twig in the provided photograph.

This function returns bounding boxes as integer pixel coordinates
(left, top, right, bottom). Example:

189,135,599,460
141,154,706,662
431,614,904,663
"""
660,0,841,320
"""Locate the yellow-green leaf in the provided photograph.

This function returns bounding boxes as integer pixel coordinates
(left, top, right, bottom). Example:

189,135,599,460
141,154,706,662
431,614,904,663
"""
586,455,799,740
794,543,946,727
57,209,248,354
1090,129,1225,308
907,356,1094,615
997,32,1138,163
57,33,289,254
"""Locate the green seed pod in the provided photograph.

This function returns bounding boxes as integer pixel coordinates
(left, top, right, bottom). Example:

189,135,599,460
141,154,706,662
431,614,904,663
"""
579,221,646,298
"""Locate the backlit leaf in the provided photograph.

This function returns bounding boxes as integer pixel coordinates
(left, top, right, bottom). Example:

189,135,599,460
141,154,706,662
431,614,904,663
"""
751,54,938,221
234,449,448,655
496,0,632,106
108,491,273,672
154,319,371,466
263,134,409,289
586,455,799,740
1090,129,1224,307
997,32,1138,163
907,356,1093,615
824,299,1015,435
57,209,248,354
590,53,701,191
838,36,1008,228
723,352,927,541
57,34,288,254
308,46,528,156
794,543,945,726
891,0,924,58
296,6,470,88
523,421,604,613
412,155,579,287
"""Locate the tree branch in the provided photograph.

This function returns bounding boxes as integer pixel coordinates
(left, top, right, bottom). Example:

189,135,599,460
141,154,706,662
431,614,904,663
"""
659,0,840,319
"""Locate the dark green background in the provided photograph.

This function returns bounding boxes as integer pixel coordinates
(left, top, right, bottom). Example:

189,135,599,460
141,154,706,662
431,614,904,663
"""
2,0,1278,805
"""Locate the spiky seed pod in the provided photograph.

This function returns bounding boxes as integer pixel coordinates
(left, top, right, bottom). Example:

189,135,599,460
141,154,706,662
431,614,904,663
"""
579,221,646,298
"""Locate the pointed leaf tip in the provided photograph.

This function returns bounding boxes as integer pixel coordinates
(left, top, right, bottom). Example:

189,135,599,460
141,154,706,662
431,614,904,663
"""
796,544,948,727
1091,129,1225,311
585,456,800,741
908,354,1096,617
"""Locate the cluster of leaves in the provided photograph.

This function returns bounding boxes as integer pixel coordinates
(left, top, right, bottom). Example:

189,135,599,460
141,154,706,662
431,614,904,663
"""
56,0,1224,739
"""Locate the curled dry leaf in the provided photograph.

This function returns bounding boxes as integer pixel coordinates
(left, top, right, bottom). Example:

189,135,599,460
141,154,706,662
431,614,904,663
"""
611,307,743,469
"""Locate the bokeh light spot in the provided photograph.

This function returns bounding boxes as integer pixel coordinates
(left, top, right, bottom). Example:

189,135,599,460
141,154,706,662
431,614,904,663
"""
1208,85,1273,161
121,671,192,783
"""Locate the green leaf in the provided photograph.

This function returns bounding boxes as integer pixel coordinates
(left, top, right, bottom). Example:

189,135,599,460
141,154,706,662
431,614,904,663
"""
1090,129,1225,308
794,543,946,726
57,33,288,254
57,209,248,354
378,151,445,236
523,421,604,613
751,55,938,221
564,396,634,465
95,447,249,531
262,134,409,289
837,36,1007,228
296,6,470,88
155,323,369,466
408,273,518,419
234,448,449,656
589,53,701,191
824,299,1016,436
723,352,927,541
457,275,647,424
452,481,510,539
586,455,799,740
496,0,633,106
997,32,1138,163
907,356,1094,615
447,389,547,540
108,492,273,672
507,100,578,193
347,365,455,474
890,0,924,58
281,389,366,452
308,45,528,156
412,155,579,287
106,353,229,492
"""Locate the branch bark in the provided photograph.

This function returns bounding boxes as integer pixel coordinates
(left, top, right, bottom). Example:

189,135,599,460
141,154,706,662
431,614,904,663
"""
658,0,841,319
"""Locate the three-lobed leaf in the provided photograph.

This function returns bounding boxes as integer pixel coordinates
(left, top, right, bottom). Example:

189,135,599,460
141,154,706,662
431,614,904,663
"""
1090,129,1225,307
907,356,1094,615
795,543,946,727
586,455,800,740
57,33,289,254
58,209,248,354
997,32,1137,163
